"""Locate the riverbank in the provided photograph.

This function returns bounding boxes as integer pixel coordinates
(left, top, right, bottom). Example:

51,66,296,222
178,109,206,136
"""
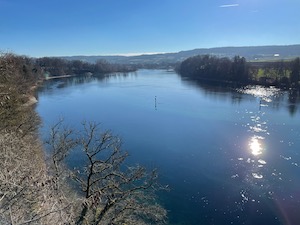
0,53,77,224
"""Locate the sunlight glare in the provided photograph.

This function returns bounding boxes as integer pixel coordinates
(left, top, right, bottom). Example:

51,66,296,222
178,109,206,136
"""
249,136,263,156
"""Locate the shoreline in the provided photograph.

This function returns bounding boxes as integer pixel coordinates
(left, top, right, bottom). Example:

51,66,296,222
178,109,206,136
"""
45,74,74,80
23,96,38,106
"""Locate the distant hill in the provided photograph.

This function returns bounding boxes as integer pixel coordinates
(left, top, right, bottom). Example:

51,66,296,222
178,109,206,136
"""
61,45,300,66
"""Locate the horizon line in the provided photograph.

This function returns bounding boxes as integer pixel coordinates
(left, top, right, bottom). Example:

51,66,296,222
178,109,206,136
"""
57,44,300,57
6,43,299,58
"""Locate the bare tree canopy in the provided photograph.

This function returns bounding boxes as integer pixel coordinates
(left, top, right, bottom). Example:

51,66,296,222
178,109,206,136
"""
46,121,168,225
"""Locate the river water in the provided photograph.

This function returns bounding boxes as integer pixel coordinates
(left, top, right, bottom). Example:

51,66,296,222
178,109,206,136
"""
36,69,300,225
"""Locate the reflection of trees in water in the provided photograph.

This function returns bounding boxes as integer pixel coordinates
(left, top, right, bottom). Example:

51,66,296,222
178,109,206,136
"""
40,76,102,90
40,72,137,91
181,78,245,105
288,89,300,116
181,77,300,115
59,76,103,88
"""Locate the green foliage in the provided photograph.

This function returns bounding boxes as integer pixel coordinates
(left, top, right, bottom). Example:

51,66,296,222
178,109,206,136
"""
257,68,265,78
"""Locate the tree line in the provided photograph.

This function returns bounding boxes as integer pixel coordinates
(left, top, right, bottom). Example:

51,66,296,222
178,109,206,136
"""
36,57,136,77
177,55,300,88
177,55,249,83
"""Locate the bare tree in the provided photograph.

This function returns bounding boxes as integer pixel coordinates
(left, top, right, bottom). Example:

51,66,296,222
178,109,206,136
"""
46,121,168,225
0,53,41,134
46,120,77,179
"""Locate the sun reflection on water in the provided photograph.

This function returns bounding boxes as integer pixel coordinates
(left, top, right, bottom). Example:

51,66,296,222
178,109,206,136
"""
237,85,280,101
231,86,300,224
249,136,263,156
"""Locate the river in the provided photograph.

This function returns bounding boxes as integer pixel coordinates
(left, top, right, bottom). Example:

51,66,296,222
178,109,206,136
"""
36,69,300,225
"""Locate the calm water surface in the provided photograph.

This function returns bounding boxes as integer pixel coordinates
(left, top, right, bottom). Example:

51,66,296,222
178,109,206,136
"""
36,70,300,225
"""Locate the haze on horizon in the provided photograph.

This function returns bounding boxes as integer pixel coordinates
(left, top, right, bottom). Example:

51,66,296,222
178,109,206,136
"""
1,0,299,57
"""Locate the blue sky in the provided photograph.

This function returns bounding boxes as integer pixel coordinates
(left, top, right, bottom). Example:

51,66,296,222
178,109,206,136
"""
1,0,299,57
